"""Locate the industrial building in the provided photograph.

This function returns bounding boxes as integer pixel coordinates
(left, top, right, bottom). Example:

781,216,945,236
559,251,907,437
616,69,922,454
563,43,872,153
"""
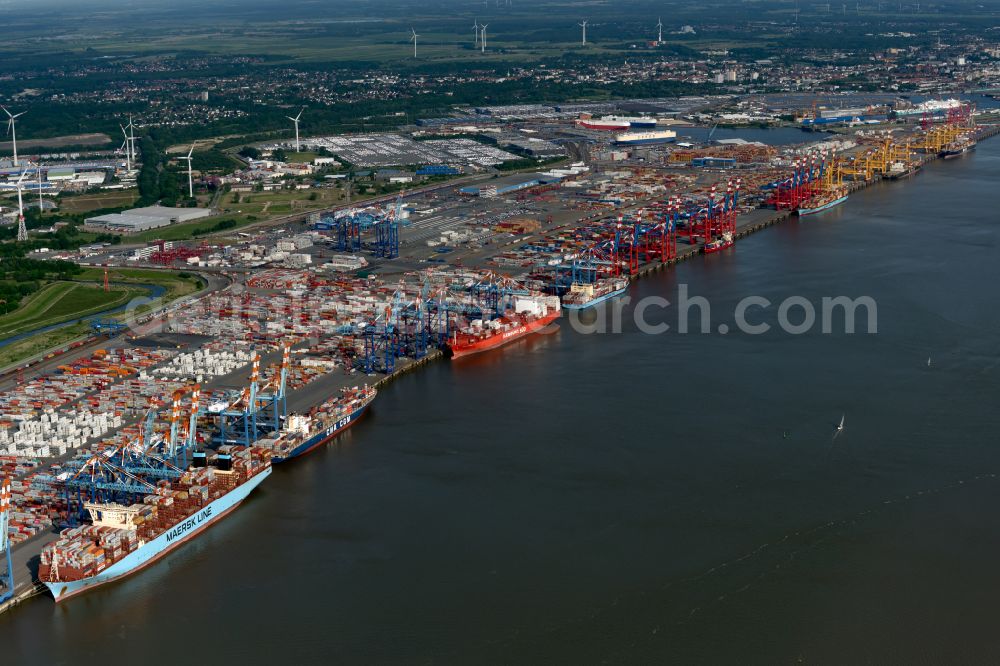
459,173,561,198
84,206,212,234
416,165,462,176
497,136,565,158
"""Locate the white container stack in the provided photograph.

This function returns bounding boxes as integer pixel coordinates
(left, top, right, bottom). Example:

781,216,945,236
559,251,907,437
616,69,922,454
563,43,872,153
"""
0,408,122,458
153,348,255,380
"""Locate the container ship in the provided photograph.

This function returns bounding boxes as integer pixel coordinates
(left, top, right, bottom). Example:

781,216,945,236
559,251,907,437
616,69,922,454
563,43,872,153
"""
886,161,921,180
941,138,976,159
614,130,677,146
256,386,376,463
38,445,272,603
798,191,849,215
576,118,631,131
892,98,963,118
703,232,734,254
562,278,629,310
576,115,657,131
447,295,561,358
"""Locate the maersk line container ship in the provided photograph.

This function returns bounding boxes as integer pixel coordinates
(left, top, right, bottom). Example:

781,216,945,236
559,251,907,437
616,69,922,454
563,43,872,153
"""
39,445,271,602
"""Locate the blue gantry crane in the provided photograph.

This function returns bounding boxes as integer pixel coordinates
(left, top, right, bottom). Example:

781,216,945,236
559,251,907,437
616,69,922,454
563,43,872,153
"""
61,454,160,522
0,477,13,604
471,272,531,318
373,218,400,259
90,318,126,337
360,306,400,374
336,214,362,253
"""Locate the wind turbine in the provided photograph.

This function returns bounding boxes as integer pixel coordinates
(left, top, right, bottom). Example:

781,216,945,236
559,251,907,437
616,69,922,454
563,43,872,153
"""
120,124,132,171
14,171,27,242
474,19,480,47
3,106,26,167
287,107,304,153
480,24,488,52
410,28,419,59
656,17,663,44
179,144,194,198
120,115,138,171
117,115,138,171
579,20,588,46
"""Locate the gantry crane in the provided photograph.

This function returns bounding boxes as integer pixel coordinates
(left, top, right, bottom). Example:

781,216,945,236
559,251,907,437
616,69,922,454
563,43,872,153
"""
0,477,13,604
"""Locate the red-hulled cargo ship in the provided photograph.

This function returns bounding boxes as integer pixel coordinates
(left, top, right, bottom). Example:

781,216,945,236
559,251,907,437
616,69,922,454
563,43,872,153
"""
575,118,631,131
702,232,734,254
447,295,561,359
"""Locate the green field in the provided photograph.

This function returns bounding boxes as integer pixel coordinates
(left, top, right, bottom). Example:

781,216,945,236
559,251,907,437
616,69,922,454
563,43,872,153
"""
130,188,351,242
74,267,203,302
0,324,90,370
0,268,206,370
0,282,143,339
57,190,141,214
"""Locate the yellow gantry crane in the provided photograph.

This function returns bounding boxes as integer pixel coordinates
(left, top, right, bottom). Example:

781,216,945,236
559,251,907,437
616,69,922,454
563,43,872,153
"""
839,149,876,181
820,151,844,192
916,125,965,153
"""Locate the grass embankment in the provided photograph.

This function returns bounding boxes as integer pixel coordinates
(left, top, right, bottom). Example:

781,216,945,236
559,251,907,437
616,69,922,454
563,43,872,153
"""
0,324,90,369
74,267,203,301
0,269,204,369
0,282,143,339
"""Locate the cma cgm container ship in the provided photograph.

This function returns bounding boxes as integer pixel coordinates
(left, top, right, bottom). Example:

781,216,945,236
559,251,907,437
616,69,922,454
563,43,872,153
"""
447,295,561,358
39,446,271,602
256,386,376,463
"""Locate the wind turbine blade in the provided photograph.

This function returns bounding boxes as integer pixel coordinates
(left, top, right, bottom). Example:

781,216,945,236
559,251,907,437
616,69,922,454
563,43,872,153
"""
187,144,195,158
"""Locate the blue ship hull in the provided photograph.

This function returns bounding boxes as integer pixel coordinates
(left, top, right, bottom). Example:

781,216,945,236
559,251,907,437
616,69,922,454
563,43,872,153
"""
798,194,848,216
44,466,271,603
614,137,676,146
562,286,629,310
271,402,371,463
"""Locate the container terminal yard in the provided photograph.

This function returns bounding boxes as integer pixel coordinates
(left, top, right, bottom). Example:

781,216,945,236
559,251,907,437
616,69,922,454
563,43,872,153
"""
0,100,997,613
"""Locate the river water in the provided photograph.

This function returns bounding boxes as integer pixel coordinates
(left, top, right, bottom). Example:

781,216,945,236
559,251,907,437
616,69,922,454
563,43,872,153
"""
2,140,1000,664
0,283,165,349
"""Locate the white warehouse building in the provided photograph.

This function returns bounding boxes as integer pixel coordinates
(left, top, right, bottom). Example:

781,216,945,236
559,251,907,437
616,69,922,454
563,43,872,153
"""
84,206,213,234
